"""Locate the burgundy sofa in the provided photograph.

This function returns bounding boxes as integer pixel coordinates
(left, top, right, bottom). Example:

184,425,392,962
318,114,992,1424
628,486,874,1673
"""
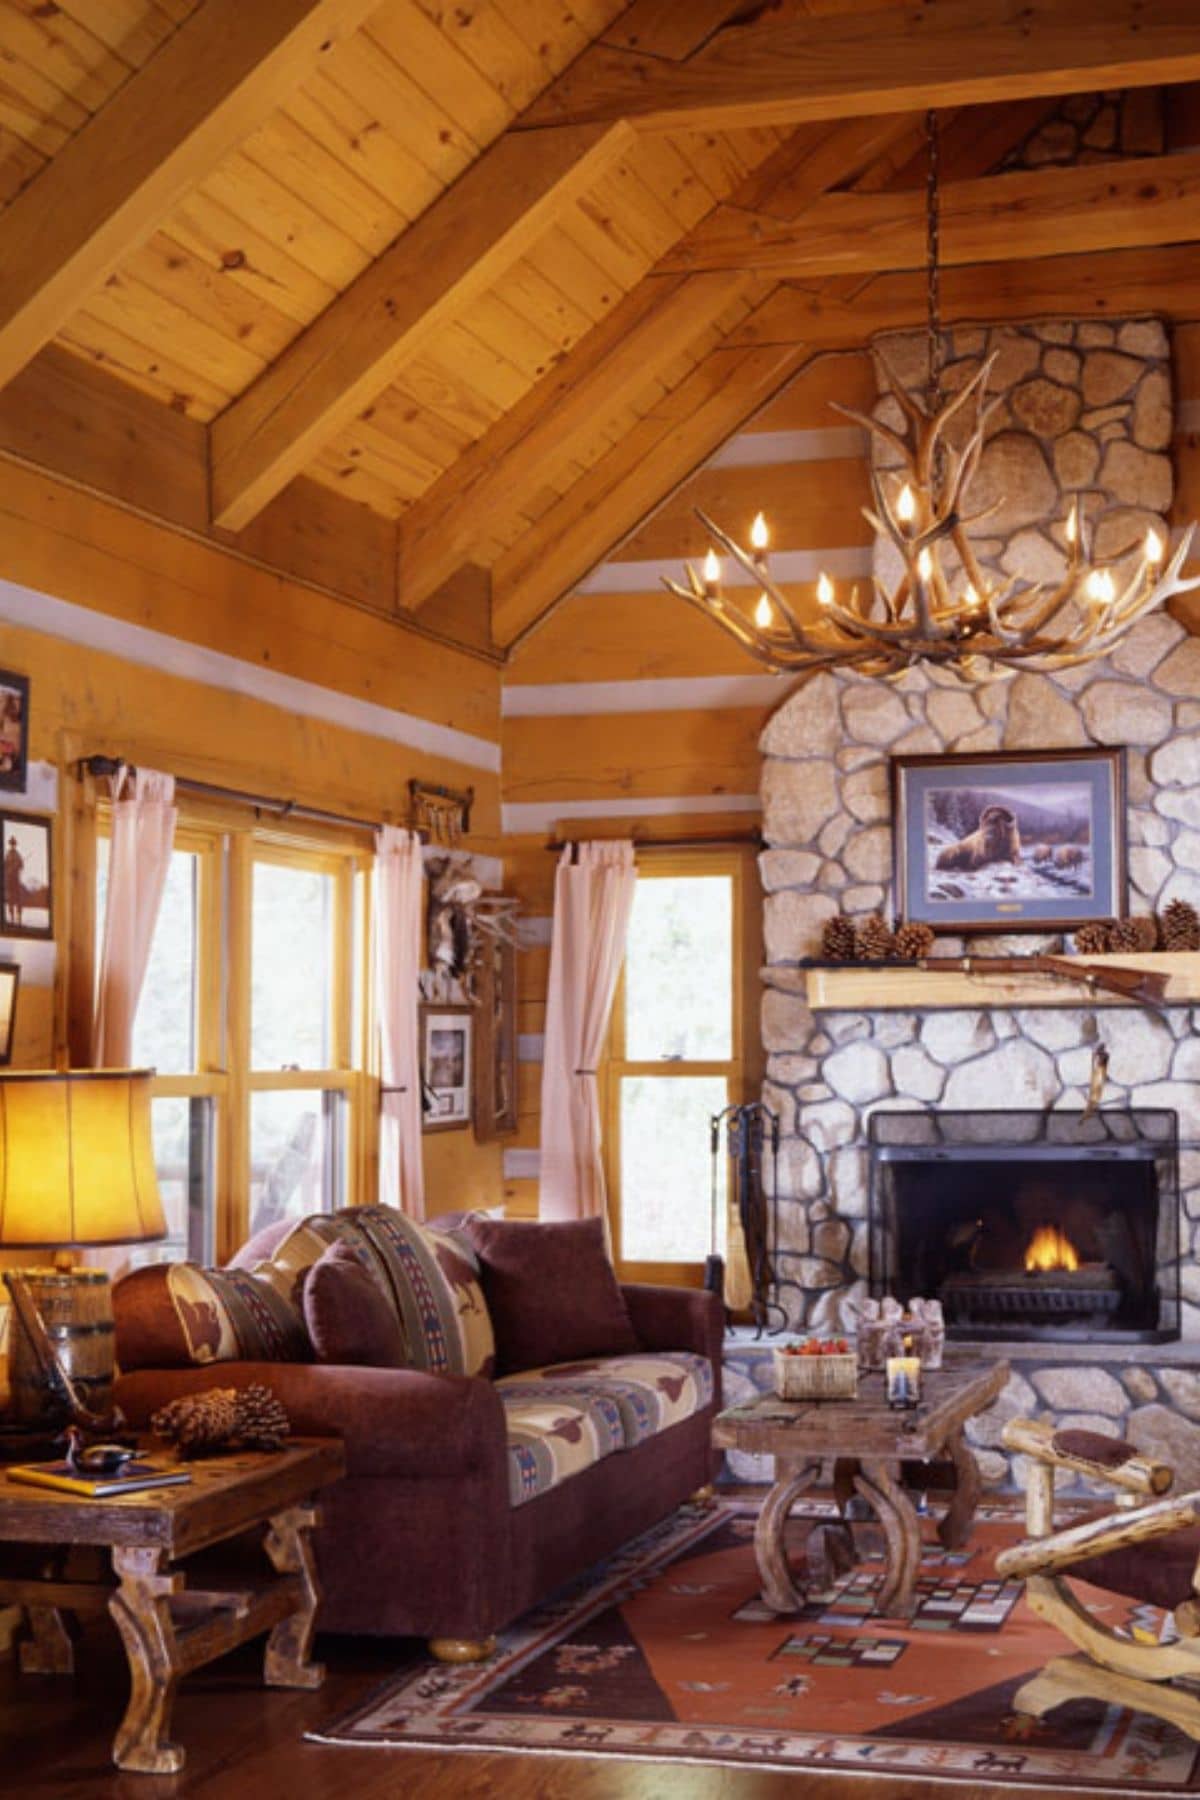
115,1278,722,1652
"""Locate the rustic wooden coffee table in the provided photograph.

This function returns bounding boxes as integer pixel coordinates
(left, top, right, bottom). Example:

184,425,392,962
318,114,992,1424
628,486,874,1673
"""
0,1437,345,1773
714,1358,1009,1619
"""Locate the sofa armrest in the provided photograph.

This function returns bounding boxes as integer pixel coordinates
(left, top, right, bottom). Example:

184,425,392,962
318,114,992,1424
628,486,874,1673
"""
621,1283,723,1372
116,1362,508,1482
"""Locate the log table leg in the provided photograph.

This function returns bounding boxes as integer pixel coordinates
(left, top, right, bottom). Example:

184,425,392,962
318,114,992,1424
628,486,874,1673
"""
939,1424,983,1551
108,1546,186,1775
855,1460,922,1619
263,1504,324,1689
754,1458,821,1614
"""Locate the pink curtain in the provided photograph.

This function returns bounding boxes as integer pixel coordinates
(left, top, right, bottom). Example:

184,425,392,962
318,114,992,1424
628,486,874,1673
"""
538,840,637,1222
374,825,425,1220
93,767,177,1066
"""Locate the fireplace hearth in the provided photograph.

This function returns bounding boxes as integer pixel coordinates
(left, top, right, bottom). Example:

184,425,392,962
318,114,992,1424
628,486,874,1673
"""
868,1110,1180,1344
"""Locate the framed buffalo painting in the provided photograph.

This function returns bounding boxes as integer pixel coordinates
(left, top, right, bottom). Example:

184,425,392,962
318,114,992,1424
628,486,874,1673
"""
891,748,1126,934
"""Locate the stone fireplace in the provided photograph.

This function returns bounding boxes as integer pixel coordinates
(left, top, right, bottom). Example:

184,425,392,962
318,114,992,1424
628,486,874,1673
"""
867,1108,1180,1344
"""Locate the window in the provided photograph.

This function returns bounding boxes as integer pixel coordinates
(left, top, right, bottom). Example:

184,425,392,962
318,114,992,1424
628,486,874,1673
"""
604,852,749,1284
96,817,367,1263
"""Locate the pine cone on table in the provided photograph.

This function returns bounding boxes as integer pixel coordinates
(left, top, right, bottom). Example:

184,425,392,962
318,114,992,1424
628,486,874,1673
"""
151,1383,291,1457
1160,899,1200,952
855,913,895,962
893,921,935,963
1073,921,1113,955
821,914,858,963
1109,915,1158,953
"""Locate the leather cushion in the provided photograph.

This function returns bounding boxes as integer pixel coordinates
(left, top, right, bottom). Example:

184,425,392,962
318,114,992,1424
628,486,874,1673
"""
1071,1522,1200,1613
466,1216,639,1376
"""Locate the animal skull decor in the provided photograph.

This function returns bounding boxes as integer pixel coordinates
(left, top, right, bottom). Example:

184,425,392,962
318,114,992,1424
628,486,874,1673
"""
424,855,521,1003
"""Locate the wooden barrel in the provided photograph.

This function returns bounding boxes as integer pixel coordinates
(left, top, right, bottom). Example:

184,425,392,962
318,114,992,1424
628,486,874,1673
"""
7,1268,115,1424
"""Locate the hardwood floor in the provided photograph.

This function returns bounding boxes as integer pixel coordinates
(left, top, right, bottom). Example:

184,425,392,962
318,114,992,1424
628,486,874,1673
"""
1,1617,1019,1800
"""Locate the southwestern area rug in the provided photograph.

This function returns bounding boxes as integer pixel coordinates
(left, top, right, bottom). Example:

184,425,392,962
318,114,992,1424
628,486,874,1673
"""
309,1497,1200,1792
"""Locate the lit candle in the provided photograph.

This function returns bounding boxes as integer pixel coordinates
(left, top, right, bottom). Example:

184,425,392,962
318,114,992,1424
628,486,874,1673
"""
750,512,770,560
1085,568,1115,608
754,591,773,629
896,483,916,525
1144,527,1164,566
917,546,933,583
816,571,835,609
1065,502,1078,548
702,548,721,595
886,1347,922,1410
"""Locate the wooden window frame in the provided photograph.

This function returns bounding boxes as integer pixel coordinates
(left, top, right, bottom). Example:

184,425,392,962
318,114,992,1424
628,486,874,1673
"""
601,846,758,1289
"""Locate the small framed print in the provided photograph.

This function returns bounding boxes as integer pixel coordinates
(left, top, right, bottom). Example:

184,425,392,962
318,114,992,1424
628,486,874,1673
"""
0,961,19,1062
420,1003,473,1132
0,670,29,793
0,811,52,939
892,748,1126,934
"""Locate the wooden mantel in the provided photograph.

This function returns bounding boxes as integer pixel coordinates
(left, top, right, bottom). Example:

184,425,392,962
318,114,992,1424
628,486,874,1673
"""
796,953,1200,1011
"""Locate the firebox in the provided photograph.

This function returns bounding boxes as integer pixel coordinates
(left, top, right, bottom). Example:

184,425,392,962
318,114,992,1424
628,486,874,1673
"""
867,1110,1180,1344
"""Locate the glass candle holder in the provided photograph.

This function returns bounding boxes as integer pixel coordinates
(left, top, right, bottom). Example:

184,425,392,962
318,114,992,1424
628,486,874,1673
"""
886,1354,922,1410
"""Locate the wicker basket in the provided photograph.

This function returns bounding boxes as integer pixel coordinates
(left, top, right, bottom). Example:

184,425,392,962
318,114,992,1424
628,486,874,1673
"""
773,1349,858,1402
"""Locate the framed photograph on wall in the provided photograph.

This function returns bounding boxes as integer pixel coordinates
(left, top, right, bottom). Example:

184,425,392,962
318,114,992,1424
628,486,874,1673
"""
892,748,1126,934
0,670,29,793
0,961,20,1062
0,811,53,940
420,1003,473,1132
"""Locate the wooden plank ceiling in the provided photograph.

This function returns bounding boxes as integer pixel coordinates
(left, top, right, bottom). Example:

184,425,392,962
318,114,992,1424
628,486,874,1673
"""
2,0,1200,657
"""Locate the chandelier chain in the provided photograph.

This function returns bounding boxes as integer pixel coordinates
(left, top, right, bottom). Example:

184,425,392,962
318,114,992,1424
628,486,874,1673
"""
926,107,943,418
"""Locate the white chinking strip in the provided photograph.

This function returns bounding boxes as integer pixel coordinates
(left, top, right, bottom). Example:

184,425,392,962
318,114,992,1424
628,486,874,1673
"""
576,546,872,594
517,1033,544,1063
709,425,867,467
0,578,500,774
503,1148,541,1181
503,673,787,716
518,915,553,947
501,794,760,834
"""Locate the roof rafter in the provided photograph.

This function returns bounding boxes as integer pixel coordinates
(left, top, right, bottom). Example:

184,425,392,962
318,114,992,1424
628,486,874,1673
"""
516,0,1200,134
0,0,382,393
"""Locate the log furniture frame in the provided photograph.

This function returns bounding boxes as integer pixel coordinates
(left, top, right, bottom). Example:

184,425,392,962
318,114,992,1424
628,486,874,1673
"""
713,1357,1008,1617
0,1437,345,1773
995,1416,1200,1741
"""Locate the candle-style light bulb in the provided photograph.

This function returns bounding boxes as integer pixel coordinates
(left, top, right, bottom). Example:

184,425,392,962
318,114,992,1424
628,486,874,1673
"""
896,484,916,525
965,583,981,610
754,591,773,629
1145,527,1164,566
750,512,769,553
1065,502,1078,548
702,548,721,592
917,546,933,582
816,571,835,608
1086,568,1115,606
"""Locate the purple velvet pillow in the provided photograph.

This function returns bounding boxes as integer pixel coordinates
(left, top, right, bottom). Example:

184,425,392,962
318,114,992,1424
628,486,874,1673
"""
303,1241,408,1368
465,1216,639,1375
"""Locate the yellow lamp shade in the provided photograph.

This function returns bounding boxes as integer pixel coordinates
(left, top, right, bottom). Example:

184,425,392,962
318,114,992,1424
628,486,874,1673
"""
0,1069,166,1249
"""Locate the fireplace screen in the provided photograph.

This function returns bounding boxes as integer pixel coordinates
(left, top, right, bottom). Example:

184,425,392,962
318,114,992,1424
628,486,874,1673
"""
868,1110,1179,1344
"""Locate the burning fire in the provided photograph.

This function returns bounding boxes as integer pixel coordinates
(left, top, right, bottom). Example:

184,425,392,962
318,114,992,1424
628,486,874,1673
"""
1024,1224,1080,1274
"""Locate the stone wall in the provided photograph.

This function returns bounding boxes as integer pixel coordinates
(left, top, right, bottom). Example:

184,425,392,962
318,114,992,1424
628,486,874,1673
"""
758,616,1200,1378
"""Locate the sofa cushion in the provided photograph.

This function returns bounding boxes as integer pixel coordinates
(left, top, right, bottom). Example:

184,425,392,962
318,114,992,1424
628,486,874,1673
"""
497,1351,714,1449
303,1240,408,1368
500,1389,626,1507
114,1261,312,1369
465,1216,638,1375
334,1204,495,1378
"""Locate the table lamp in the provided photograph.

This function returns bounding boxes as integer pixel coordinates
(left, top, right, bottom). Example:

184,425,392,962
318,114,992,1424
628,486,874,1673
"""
0,1069,166,1432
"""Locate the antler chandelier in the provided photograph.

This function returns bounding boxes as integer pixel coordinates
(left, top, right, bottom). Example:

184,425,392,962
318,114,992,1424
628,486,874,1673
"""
663,114,1200,682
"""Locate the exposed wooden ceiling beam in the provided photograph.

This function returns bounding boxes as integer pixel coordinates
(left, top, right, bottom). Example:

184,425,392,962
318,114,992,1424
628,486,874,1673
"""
398,115,914,613
660,149,1200,277
490,330,815,648
0,0,381,394
210,121,634,531
516,0,1200,134
728,241,1200,348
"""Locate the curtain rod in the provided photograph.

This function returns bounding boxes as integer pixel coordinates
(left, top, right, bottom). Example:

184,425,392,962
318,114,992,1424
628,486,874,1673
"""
546,832,762,852
78,755,386,838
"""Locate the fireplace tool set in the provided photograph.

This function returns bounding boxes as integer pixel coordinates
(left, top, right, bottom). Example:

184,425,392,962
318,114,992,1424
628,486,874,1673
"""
709,1102,785,1336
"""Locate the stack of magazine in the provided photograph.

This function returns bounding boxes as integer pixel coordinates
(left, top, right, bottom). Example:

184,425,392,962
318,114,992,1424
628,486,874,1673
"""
5,1458,192,1498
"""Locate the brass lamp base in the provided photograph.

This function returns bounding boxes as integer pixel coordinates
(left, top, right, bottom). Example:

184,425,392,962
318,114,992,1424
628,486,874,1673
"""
3,1267,116,1427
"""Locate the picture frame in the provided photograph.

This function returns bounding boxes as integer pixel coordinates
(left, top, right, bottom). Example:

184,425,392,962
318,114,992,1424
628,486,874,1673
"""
0,961,19,1063
891,748,1126,934
420,1003,474,1132
0,810,53,940
0,670,29,794
473,937,517,1143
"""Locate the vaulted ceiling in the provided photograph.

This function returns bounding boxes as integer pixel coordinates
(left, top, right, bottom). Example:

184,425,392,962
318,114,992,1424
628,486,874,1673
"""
3,0,1200,660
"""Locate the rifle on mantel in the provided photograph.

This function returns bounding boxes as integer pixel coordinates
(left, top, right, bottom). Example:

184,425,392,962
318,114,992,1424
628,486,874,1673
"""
914,954,1169,1008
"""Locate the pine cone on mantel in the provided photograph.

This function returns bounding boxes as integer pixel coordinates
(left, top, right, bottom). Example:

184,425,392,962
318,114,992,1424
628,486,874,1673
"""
855,913,895,962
